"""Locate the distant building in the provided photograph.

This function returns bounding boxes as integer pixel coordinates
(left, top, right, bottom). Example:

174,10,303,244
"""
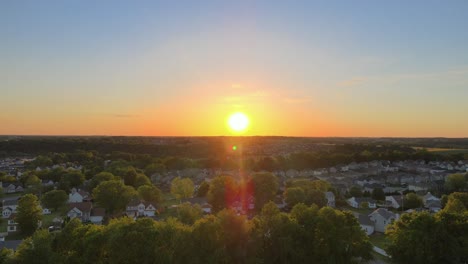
368,208,396,233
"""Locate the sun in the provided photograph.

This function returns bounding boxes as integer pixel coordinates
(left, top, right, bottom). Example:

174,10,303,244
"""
227,112,250,133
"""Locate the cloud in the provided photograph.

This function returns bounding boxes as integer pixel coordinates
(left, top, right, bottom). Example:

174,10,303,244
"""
111,114,140,118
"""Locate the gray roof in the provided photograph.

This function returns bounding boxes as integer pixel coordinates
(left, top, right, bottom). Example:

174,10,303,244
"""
355,197,376,204
0,240,23,251
2,200,18,206
357,214,374,226
425,200,441,208
370,208,396,220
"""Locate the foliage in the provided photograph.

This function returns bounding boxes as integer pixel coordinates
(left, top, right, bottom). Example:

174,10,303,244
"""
445,173,467,192
349,186,363,198
16,194,42,236
171,177,195,200
371,188,385,201
175,202,203,225
137,185,162,204
251,173,279,211
93,180,137,214
89,172,116,190
207,176,238,212
197,181,210,197
403,193,423,209
41,190,68,210
386,211,468,264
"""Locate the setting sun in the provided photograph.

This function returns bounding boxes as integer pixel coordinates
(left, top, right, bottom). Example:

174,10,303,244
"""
227,112,250,133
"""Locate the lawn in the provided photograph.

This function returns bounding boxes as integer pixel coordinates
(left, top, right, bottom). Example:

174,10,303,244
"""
369,233,390,249
341,205,373,215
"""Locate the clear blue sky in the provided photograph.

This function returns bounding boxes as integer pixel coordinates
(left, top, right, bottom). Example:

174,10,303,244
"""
1,1,468,136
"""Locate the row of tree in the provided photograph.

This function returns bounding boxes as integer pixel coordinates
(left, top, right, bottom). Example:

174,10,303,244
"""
0,203,373,264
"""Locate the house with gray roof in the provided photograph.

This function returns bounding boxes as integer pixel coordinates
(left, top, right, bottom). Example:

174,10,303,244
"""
369,208,397,233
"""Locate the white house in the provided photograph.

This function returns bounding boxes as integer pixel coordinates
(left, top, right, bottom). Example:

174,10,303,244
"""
356,213,374,235
126,201,157,218
368,208,396,233
347,197,376,209
67,202,92,222
385,195,403,209
90,208,106,225
422,192,439,205
2,200,18,219
68,188,90,203
7,216,18,233
325,191,336,207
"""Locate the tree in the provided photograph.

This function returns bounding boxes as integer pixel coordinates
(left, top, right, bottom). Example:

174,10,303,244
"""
16,194,42,236
41,190,68,210
284,187,306,207
371,188,385,201
349,186,363,197
197,181,210,197
59,171,85,191
386,212,467,264
137,185,162,204
443,198,466,213
89,172,115,190
403,193,423,209
176,202,203,225
14,229,54,264
207,176,238,212
251,173,279,211
445,173,466,192
93,180,137,214
304,189,327,208
171,177,195,201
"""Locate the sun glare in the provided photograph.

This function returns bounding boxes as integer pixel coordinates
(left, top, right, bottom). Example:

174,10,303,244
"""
228,112,250,133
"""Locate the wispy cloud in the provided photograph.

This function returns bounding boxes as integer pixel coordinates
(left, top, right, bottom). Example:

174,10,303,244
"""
337,77,366,87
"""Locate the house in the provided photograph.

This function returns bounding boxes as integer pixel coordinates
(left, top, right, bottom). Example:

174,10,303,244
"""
41,180,54,187
325,191,335,207
355,213,374,235
347,197,376,209
385,195,403,209
425,200,442,212
2,200,19,219
183,197,213,214
2,183,17,194
422,192,439,205
42,208,51,215
7,215,18,233
0,240,23,252
15,186,24,193
67,202,92,222
368,208,396,233
90,208,106,225
126,201,157,218
68,188,91,203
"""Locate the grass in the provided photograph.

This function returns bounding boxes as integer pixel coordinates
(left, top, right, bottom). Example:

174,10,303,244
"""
369,233,390,249
341,205,373,215
41,211,62,227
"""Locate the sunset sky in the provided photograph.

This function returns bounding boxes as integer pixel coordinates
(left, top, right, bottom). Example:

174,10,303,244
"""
1,1,468,137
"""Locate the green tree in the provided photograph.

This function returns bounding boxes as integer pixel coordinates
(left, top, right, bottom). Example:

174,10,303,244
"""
207,176,238,212
171,177,195,201
89,172,115,190
137,185,162,204
16,194,42,236
445,173,466,192
403,193,423,209
41,190,68,210
371,188,385,201
251,173,279,211
59,171,85,191
176,202,203,225
284,187,306,207
13,229,54,264
197,181,210,197
443,198,466,213
93,180,137,214
134,173,151,188
349,186,363,197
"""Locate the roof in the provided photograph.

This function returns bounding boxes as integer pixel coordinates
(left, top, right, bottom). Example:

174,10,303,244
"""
91,207,106,217
3,199,18,206
0,240,23,251
370,208,396,220
355,197,376,204
425,200,441,208
182,197,208,205
127,200,156,208
68,202,92,213
325,192,335,199
357,214,374,226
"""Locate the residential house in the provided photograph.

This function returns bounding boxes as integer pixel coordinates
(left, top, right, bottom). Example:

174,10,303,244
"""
7,215,18,233
2,200,19,219
347,197,377,209
422,192,440,205
325,191,336,207
68,188,91,203
2,183,17,194
67,202,92,222
385,195,403,209
368,208,396,233
355,213,374,235
90,208,106,225
425,200,442,212
126,201,157,218
183,197,213,214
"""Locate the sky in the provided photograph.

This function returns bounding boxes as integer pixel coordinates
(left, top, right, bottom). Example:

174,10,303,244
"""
1,0,468,137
